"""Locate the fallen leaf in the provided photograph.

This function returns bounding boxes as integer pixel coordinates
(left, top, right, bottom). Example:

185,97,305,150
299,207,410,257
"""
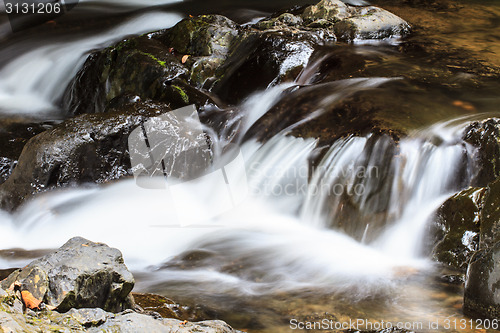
181,55,190,64
452,100,476,111
21,290,42,310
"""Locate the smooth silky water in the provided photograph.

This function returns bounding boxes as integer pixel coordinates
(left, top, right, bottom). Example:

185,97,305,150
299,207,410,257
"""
0,0,500,332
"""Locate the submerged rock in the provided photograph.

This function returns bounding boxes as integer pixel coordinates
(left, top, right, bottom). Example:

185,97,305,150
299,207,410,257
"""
0,237,134,313
63,35,215,116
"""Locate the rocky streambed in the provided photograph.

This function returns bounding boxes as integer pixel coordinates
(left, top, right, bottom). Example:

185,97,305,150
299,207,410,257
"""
0,237,239,332
1,0,500,332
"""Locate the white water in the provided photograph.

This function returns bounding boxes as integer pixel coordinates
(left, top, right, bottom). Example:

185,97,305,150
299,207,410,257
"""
0,79,479,298
0,11,183,117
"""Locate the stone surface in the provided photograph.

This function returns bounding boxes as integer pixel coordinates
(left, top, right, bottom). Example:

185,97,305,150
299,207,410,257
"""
478,178,500,250
431,187,485,271
0,237,134,313
463,118,500,187
0,101,169,211
464,241,500,319
87,312,237,333
0,120,53,184
63,35,214,116
301,0,410,40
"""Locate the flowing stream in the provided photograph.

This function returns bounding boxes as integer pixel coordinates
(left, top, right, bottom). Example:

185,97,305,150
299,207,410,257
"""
0,0,500,332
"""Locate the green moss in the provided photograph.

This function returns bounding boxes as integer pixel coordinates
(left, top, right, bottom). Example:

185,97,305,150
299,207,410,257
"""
113,39,136,52
172,85,189,103
137,51,167,68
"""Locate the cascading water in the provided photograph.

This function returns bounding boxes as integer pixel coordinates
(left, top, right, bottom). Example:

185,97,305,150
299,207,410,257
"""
0,11,182,117
0,81,480,295
1,1,499,331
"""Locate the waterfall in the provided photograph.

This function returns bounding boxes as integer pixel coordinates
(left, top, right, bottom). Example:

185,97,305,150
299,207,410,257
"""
0,11,183,117
300,121,473,259
0,79,481,299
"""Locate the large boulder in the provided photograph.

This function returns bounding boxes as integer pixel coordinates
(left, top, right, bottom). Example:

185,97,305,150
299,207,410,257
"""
63,2,411,109
211,30,321,104
301,0,410,40
0,237,134,313
464,241,500,319
463,118,500,187
87,312,237,333
0,101,169,211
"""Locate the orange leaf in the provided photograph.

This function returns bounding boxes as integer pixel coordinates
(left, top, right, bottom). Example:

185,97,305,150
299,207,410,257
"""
21,291,42,310
181,55,190,64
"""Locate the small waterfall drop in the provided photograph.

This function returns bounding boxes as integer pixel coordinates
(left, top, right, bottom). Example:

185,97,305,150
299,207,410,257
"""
300,120,474,259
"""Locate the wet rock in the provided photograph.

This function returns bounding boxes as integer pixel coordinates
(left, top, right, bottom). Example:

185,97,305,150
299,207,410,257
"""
431,187,485,271
155,15,239,58
0,120,54,184
478,178,500,249
131,292,209,321
463,118,500,187
63,35,214,116
63,1,410,108
0,237,134,313
87,312,237,333
0,101,169,211
153,14,240,91
212,30,321,104
245,80,405,145
0,311,25,333
301,0,410,40
64,308,110,327
464,241,500,319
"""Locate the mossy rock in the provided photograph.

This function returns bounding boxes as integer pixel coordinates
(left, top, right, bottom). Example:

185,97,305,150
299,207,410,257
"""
431,187,485,271
154,15,239,57
463,118,500,187
63,36,215,116
301,0,410,41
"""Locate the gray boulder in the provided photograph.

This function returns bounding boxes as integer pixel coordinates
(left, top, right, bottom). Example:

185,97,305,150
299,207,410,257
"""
301,0,410,40
88,312,237,333
0,237,134,313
